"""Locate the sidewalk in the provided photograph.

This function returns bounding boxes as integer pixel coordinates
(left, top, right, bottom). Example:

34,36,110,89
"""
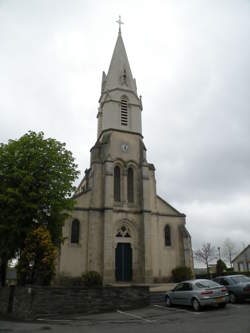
149,283,176,292
109,283,176,293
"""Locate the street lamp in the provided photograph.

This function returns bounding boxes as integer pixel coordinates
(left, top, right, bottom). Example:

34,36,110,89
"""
218,247,221,260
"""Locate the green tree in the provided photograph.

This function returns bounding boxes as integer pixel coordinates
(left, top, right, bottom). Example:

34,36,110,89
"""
216,259,227,276
17,226,57,285
0,131,79,286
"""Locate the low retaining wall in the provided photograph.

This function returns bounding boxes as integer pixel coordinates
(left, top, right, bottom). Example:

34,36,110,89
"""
0,287,10,314
0,285,149,319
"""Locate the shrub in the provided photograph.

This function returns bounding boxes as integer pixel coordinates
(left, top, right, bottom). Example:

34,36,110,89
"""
17,226,57,286
196,271,250,280
53,274,85,287
195,273,211,279
222,270,250,277
82,271,102,287
172,266,193,282
54,271,103,288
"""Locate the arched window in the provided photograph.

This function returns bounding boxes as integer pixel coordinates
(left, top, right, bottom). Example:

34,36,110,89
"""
164,225,171,246
127,167,134,203
71,219,80,243
114,166,121,202
120,98,128,126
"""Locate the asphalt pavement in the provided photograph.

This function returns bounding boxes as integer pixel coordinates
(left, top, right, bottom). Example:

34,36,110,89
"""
0,301,250,333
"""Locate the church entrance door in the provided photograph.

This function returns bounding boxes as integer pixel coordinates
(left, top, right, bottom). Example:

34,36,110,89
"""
115,243,132,281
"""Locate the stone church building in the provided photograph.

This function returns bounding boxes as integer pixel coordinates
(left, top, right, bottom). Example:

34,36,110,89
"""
58,25,193,284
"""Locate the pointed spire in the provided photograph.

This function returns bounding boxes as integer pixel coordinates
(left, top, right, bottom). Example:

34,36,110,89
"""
97,21,142,137
102,19,137,95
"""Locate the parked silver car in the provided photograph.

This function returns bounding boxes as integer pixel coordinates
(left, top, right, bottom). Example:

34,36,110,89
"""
213,275,250,303
165,279,229,311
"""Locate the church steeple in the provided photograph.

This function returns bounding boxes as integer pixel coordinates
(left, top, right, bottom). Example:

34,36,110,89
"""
101,29,137,95
97,20,142,138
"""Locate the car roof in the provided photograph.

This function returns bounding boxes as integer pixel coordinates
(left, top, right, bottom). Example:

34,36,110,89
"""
215,275,245,279
177,279,211,284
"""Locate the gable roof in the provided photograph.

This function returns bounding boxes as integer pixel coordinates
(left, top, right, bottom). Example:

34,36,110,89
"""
232,244,250,262
157,195,185,217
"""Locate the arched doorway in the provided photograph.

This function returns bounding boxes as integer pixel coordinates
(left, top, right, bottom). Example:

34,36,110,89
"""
115,243,132,281
115,225,133,281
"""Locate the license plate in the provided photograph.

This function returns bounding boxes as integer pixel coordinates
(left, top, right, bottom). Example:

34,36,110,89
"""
216,297,225,303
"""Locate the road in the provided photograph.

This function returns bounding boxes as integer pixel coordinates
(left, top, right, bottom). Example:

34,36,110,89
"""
0,302,250,333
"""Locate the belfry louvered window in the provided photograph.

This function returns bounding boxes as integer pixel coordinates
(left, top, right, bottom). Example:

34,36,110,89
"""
121,98,128,126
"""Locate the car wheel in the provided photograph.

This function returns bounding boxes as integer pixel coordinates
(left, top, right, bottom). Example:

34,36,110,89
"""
165,296,172,307
218,303,226,309
192,298,201,312
229,292,237,304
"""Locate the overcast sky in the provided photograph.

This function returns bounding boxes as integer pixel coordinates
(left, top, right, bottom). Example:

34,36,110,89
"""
1,0,250,257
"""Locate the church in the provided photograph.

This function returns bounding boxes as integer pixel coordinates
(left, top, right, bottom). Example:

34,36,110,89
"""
58,22,193,284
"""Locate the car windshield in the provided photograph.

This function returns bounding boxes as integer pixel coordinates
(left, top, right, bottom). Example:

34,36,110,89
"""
231,275,250,284
195,280,219,289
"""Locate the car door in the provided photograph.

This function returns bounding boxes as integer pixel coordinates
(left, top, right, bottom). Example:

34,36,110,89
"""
178,282,193,305
171,283,185,304
181,283,194,305
220,277,232,292
227,276,242,296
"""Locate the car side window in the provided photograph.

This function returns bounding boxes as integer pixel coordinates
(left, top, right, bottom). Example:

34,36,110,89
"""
183,283,193,291
174,283,184,291
221,279,230,286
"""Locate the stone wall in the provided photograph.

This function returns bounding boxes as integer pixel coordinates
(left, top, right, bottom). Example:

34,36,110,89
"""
0,285,149,319
0,287,10,314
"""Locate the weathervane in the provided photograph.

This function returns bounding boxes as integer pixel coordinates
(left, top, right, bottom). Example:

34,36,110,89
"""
116,15,124,34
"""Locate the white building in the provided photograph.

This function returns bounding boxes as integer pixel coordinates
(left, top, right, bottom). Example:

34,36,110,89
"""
232,245,250,272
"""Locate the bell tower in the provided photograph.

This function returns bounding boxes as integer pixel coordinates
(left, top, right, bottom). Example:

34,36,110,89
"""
97,20,142,138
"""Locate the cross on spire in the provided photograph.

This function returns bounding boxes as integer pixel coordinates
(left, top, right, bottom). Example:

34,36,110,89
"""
116,15,124,34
